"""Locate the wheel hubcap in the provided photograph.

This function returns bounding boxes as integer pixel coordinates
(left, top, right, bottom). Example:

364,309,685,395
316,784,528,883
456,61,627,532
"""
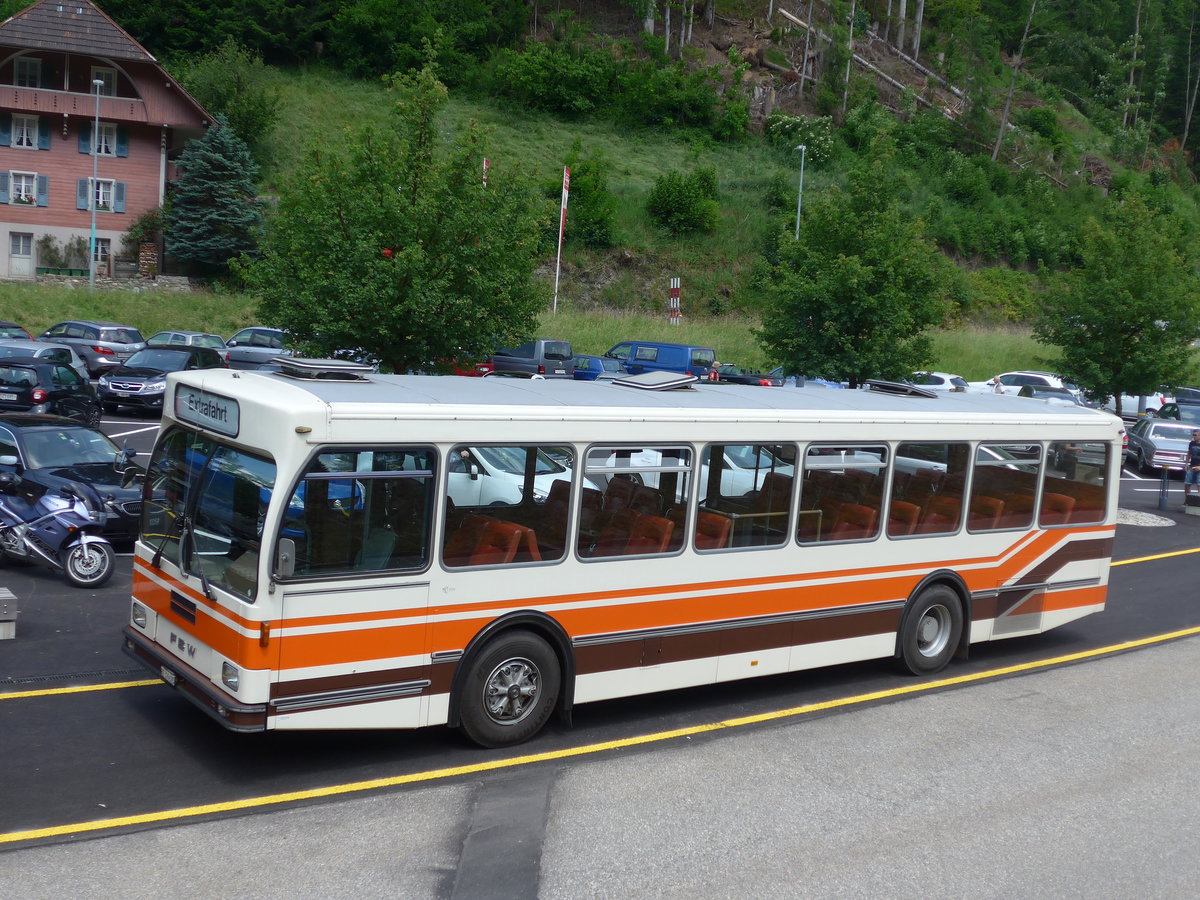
483,657,539,725
917,605,950,657
71,546,104,577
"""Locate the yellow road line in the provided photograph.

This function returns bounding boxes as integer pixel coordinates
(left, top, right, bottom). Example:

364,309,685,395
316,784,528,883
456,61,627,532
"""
1110,546,1200,566
2,623,1198,847
0,680,159,700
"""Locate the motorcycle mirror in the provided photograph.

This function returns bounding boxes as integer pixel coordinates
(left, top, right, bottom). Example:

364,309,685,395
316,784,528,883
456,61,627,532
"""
0,472,18,493
0,454,19,467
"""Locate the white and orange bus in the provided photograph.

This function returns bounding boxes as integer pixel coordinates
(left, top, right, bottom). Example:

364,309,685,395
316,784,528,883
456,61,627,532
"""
122,362,1122,747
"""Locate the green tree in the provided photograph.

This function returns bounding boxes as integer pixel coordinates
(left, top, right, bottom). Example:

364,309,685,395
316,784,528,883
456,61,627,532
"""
174,37,281,155
241,65,549,374
165,116,263,277
547,138,617,249
758,135,951,387
1034,192,1200,415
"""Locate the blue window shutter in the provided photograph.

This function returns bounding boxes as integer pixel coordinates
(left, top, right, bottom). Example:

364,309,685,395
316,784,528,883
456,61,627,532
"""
37,117,50,150
77,178,90,210
116,126,128,158
0,113,10,148
114,182,126,213
0,173,9,204
36,175,48,207
78,120,90,154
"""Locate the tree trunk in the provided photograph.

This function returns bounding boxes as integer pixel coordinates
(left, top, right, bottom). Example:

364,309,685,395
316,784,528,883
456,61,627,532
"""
1183,11,1200,148
883,0,893,43
911,0,925,59
801,0,815,92
1123,0,1144,129
842,0,857,118
644,1,656,34
664,2,672,56
992,0,1038,161
896,0,907,55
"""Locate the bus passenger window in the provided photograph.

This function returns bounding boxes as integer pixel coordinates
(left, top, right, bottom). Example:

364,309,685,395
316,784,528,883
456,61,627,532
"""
892,443,970,535
1042,441,1109,525
442,444,574,567
696,443,797,550
281,447,435,577
969,443,1041,531
798,445,887,543
578,446,690,559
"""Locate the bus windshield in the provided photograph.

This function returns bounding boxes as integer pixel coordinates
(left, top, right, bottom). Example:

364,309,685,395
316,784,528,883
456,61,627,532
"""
141,427,276,601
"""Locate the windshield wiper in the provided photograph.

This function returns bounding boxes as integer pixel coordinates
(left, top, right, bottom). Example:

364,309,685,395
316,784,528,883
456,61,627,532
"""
180,517,214,602
150,509,184,569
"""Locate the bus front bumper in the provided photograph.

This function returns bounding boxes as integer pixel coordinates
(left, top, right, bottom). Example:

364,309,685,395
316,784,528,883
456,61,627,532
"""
123,627,269,732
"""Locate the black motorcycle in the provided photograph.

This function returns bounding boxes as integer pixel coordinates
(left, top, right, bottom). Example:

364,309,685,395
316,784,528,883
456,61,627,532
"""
0,472,115,587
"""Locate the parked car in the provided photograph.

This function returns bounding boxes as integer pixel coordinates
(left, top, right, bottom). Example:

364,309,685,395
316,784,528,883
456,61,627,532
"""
490,339,574,378
573,354,622,381
1104,388,1175,418
226,326,293,369
767,367,846,389
0,413,145,541
714,364,783,386
1155,401,1200,425
0,358,100,425
37,320,146,377
910,371,968,392
1124,418,1196,473
0,321,32,340
98,345,227,413
146,330,228,352
0,340,89,380
448,445,583,506
1016,385,1084,405
604,340,716,378
970,371,1084,401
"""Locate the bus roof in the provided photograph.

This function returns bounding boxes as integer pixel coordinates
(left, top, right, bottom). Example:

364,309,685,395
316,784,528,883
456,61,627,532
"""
173,370,1116,428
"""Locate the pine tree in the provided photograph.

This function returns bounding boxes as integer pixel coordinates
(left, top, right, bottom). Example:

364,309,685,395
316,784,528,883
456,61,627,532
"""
165,115,262,277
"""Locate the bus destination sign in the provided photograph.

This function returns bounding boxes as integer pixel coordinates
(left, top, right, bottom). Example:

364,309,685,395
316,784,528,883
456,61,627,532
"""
176,386,240,437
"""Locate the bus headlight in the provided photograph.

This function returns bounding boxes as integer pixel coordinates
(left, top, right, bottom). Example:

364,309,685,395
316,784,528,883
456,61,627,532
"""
221,661,240,691
131,602,147,629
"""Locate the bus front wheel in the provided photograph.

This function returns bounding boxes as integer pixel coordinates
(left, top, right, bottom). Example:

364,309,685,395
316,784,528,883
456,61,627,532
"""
897,585,962,675
459,630,561,748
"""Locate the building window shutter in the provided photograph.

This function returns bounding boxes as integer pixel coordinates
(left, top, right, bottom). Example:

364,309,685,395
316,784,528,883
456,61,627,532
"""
77,178,90,210
0,173,9,204
116,126,128,158
114,181,126,213
0,113,10,148
78,120,91,154
36,175,48,207
37,117,50,151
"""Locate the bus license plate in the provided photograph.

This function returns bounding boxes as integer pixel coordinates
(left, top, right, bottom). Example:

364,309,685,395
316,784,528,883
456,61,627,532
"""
0,393,15,401
160,666,178,686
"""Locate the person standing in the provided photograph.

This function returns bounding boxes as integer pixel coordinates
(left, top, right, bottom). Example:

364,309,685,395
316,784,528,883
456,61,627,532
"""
1185,429,1200,509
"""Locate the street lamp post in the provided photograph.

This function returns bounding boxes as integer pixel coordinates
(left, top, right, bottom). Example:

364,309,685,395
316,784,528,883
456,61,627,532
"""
793,144,807,240
88,78,103,288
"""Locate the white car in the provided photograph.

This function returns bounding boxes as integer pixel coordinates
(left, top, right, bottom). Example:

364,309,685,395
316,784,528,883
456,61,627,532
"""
449,446,599,506
969,370,1083,400
1103,389,1173,418
910,371,968,392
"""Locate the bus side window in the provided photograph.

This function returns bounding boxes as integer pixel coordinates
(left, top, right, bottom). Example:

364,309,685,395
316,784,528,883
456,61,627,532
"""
578,446,690,559
281,447,435,577
696,443,797,550
892,443,970,535
968,443,1041,532
798,445,887,543
1042,441,1108,525
441,444,574,567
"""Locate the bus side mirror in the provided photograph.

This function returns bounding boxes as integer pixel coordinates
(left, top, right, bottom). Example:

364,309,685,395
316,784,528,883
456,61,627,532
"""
276,538,295,579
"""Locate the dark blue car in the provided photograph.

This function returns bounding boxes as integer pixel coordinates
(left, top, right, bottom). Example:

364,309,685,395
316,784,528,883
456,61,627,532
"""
573,355,621,381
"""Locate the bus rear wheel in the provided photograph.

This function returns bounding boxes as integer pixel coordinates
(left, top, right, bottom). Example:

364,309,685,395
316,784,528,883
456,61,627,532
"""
459,630,560,748
898,585,962,675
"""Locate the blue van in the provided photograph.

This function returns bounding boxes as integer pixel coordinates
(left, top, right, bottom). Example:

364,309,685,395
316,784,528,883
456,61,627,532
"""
604,341,716,378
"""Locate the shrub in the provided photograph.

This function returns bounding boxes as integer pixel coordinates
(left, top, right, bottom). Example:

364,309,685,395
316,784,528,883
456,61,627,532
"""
764,113,835,165
548,139,618,249
647,167,719,235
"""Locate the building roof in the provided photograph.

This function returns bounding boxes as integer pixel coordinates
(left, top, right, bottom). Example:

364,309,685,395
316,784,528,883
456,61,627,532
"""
0,0,156,62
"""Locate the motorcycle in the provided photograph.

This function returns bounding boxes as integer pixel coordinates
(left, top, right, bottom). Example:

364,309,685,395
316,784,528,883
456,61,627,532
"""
0,472,115,588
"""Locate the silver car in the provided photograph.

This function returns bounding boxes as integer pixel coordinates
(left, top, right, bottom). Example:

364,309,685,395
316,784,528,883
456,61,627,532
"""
1125,419,1195,473
37,320,145,377
0,339,89,381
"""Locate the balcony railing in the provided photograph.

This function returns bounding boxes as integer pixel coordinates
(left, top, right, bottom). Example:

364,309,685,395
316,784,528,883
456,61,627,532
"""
1,85,146,123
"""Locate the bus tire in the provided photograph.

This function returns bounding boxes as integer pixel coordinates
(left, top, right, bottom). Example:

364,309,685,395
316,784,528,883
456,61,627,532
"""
897,584,962,675
459,630,560,748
